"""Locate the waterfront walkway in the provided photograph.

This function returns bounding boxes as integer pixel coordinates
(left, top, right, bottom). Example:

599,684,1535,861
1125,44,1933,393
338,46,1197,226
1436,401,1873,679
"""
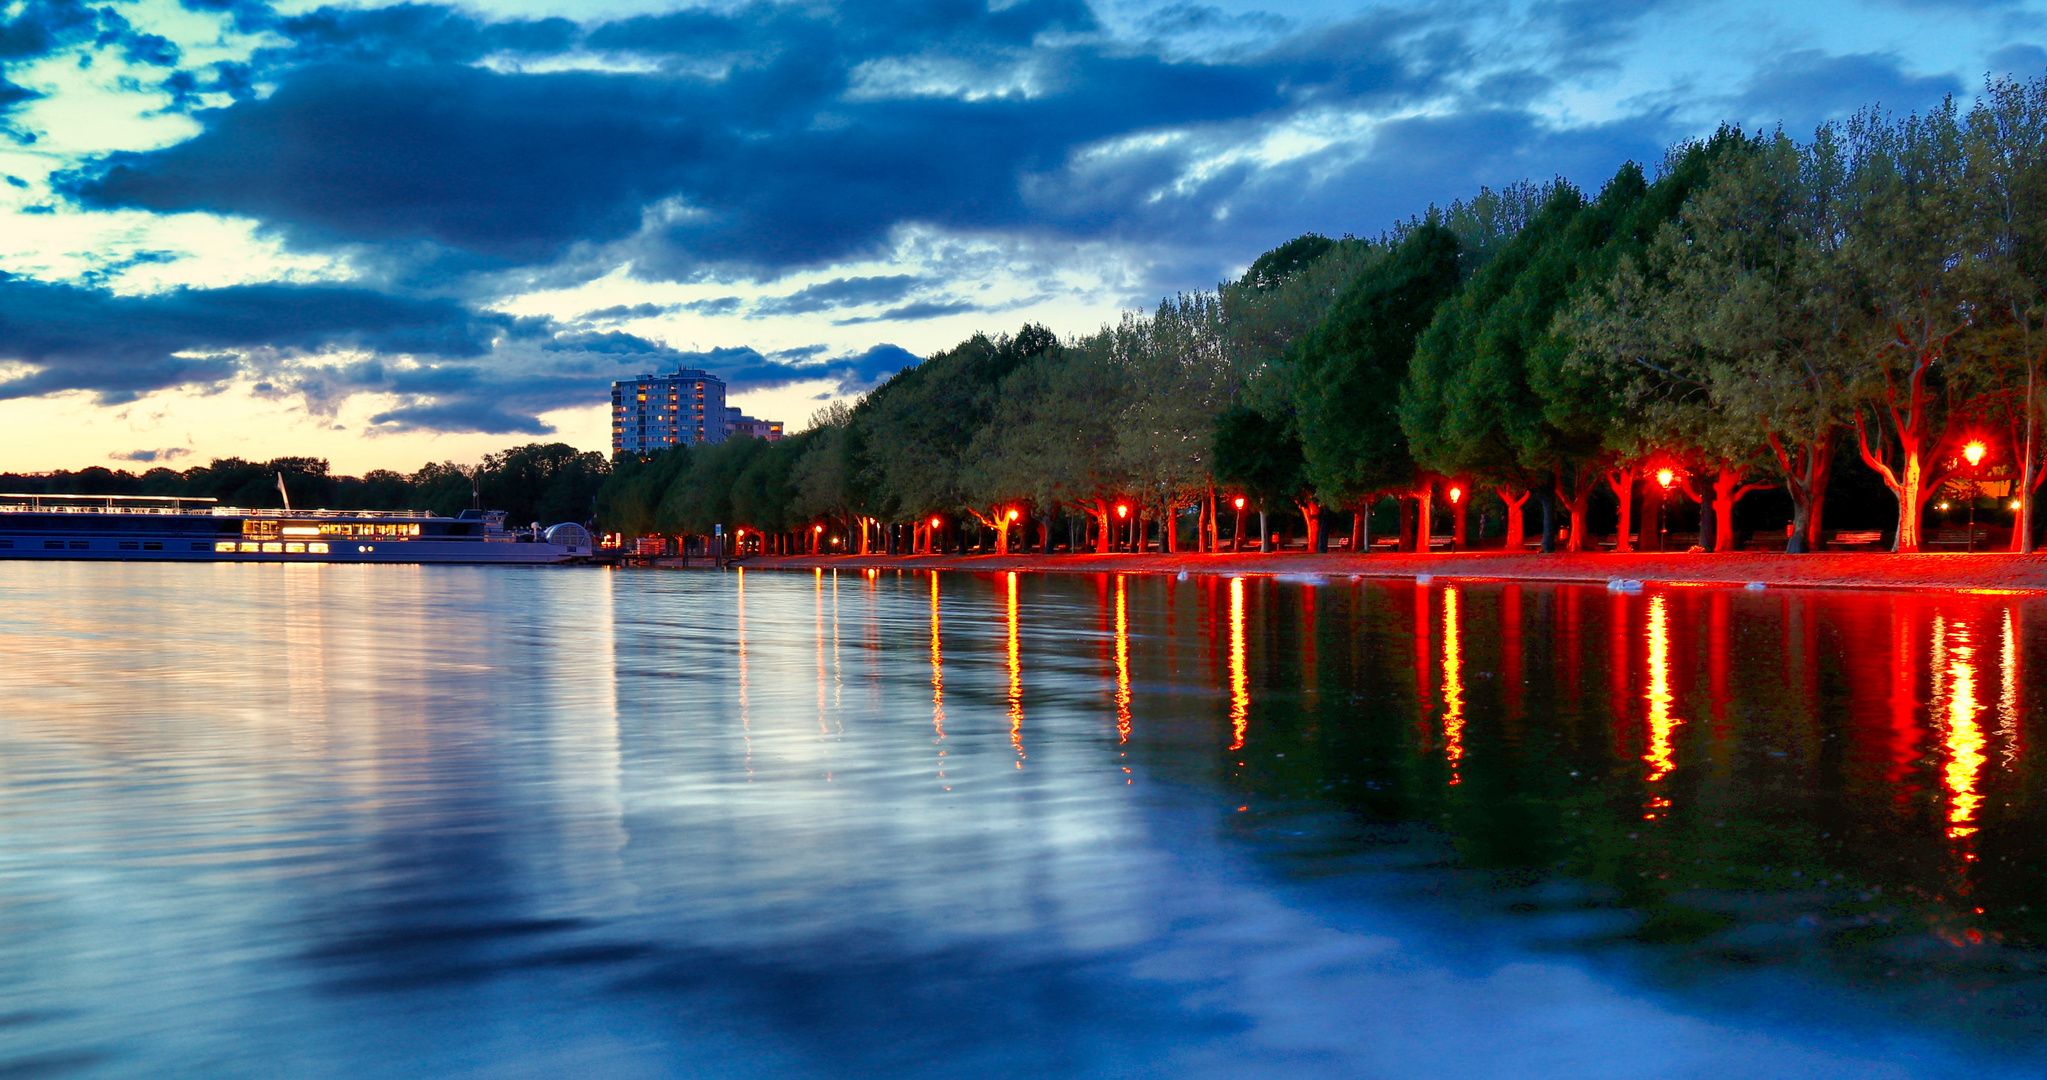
693,549,2047,593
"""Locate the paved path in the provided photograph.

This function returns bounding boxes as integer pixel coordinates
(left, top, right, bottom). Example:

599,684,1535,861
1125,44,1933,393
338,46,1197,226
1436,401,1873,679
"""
681,549,2047,593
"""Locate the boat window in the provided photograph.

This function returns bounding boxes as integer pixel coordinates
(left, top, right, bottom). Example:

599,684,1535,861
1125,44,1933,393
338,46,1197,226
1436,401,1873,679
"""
284,542,305,553
216,541,237,553
67,540,87,549
308,542,329,554
119,541,139,550
44,541,62,549
143,542,162,550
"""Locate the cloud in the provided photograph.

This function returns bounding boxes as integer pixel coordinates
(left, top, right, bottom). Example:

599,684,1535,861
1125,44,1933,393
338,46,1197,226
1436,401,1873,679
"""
754,275,921,315
1987,44,2047,78
578,302,680,322
0,275,499,402
109,446,192,463
834,299,980,324
1729,51,1963,134
57,1,1456,277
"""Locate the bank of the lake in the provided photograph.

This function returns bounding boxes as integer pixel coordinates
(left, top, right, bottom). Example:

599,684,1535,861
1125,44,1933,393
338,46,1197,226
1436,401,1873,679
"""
703,549,2047,593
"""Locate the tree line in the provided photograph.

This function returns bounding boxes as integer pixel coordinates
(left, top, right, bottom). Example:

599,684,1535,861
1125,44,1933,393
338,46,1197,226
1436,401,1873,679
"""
606,77,2047,557
3,443,609,530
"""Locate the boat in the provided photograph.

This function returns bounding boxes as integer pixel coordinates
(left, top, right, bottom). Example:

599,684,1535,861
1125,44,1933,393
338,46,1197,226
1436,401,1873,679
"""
0,494,594,564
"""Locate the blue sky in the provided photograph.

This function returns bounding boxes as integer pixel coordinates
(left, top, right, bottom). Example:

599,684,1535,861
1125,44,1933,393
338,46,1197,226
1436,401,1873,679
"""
0,0,2035,471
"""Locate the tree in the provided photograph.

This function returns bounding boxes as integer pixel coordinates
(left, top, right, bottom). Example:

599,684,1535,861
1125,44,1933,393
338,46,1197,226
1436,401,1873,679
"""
1289,218,1462,550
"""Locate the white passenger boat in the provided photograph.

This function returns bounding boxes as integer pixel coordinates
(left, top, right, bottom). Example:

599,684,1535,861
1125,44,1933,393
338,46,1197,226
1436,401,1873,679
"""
0,494,594,564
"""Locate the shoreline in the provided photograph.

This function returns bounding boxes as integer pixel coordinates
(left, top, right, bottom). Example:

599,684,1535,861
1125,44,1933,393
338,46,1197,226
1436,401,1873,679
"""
661,549,2047,594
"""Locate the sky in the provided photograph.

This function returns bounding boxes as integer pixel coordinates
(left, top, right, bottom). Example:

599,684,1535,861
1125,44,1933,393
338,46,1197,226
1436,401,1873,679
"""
0,0,2038,474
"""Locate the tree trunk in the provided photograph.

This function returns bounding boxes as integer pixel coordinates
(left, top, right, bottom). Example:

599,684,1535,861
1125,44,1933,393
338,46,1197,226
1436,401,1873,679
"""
1296,500,1323,552
1398,496,1416,553
1259,510,1271,552
1451,487,1468,551
1554,467,1592,553
1415,482,1434,554
1497,486,1528,551
1709,465,1770,553
1605,465,1637,553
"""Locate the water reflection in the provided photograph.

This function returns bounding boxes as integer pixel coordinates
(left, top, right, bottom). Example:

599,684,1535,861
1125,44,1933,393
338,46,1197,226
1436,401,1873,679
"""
1937,616,1986,842
6,565,2047,1077
1114,574,1131,745
1227,576,1247,753
1642,594,1679,787
930,572,946,787
1006,570,1025,766
1441,584,1465,785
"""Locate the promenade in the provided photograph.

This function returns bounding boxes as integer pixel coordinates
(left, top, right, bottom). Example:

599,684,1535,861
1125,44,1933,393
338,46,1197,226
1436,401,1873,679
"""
706,549,2047,593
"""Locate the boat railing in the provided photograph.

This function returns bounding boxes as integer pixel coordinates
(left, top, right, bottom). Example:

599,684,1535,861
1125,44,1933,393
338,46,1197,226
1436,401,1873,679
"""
0,495,439,519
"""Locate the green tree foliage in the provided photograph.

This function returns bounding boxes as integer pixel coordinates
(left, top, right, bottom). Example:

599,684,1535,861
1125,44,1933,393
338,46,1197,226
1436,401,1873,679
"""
1290,218,1462,510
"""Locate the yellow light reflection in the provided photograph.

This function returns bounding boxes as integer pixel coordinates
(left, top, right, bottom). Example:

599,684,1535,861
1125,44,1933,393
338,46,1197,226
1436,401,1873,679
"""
1115,574,1132,744
1007,571,1024,767
1228,576,1248,752
1939,617,1986,840
737,567,751,780
1643,594,1681,787
1999,608,2020,769
1442,585,1465,785
931,572,947,787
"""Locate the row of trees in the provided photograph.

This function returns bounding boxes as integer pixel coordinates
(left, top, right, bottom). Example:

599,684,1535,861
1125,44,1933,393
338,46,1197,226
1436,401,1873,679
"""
5,443,609,529
611,76,2047,557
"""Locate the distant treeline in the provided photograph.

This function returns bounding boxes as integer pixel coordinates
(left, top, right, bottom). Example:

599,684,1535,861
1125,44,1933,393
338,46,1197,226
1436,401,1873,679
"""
600,78,2047,556
4,443,608,529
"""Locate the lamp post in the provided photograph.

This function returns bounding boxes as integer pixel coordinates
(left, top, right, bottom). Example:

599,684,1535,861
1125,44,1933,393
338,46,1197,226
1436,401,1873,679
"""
1232,496,1246,553
1116,503,1129,552
1964,441,1986,552
1655,468,1675,551
1006,507,1020,555
1447,486,1462,551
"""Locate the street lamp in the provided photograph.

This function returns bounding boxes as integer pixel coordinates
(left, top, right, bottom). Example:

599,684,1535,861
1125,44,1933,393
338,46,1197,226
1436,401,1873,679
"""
1232,496,1246,553
1655,468,1675,551
1115,503,1129,553
1964,441,1987,552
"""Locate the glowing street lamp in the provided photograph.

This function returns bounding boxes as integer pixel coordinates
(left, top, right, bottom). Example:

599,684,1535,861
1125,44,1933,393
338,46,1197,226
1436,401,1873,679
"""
1007,508,1019,521
1655,468,1675,551
1233,497,1245,509
1964,441,1988,552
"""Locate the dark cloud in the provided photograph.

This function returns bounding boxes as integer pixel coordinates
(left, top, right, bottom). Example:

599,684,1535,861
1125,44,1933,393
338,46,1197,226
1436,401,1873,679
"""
755,275,920,315
657,341,919,393
58,1,1451,275
834,299,980,324
1987,44,2047,78
0,275,497,402
1730,50,1963,134
578,302,680,321
109,446,192,463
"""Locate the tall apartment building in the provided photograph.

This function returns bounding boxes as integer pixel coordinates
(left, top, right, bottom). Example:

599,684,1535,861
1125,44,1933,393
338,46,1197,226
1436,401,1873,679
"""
612,368,728,454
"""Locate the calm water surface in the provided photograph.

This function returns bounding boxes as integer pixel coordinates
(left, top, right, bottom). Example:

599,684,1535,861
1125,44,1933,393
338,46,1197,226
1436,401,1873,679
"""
2,563,2046,1077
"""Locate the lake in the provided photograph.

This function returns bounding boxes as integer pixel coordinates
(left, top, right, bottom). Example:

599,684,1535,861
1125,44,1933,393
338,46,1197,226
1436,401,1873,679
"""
0,562,2043,1078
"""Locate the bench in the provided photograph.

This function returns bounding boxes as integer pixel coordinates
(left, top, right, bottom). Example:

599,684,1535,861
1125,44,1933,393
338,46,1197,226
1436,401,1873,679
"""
1826,530,1885,550
1596,534,1640,551
1927,527,1992,550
